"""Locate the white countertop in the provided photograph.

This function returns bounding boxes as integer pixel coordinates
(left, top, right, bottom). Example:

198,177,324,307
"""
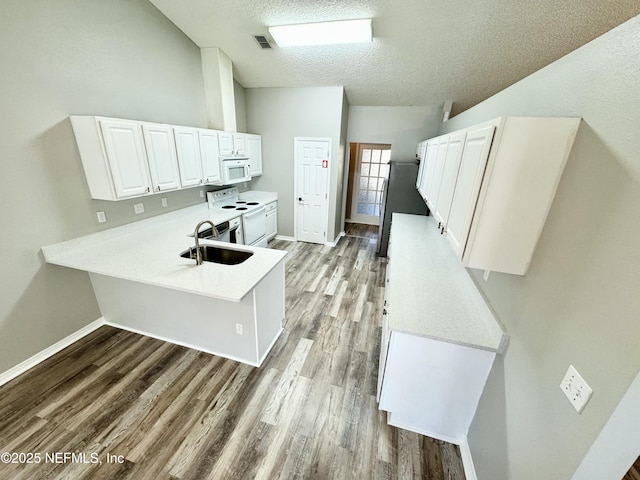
388,213,508,353
42,193,286,303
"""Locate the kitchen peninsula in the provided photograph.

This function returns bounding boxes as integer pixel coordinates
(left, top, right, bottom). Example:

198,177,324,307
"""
42,200,287,367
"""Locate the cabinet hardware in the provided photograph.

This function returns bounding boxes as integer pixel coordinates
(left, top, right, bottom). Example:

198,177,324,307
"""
146,187,150,193
440,226,445,234
383,308,387,315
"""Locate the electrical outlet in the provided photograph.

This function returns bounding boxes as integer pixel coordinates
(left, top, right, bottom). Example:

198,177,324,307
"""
236,323,243,335
96,211,107,223
200,190,205,198
134,203,144,214
161,197,168,207
560,364,593,413
483,270,491,282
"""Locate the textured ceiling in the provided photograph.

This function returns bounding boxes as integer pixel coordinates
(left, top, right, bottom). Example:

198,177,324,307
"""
148,0,640,115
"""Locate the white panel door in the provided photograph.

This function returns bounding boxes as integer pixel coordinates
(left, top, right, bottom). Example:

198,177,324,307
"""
295,138,330,244
141,124,181,193
446,125,496,258
173,127,203,187
198,129,221,184
432,131,467,228
99,119,151,198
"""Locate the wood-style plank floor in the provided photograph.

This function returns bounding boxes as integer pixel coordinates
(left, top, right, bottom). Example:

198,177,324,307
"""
0,225,465,479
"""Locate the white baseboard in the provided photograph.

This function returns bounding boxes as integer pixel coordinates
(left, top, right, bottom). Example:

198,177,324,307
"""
325,231,345,247
103,320,260,367
0,318,106,387
459,437,478,480
274,235,296,242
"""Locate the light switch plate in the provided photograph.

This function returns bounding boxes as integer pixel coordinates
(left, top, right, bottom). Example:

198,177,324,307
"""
560,364,593,413
134,203,144,214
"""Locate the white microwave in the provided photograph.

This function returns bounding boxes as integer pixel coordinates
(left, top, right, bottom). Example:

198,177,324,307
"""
219,156,251,185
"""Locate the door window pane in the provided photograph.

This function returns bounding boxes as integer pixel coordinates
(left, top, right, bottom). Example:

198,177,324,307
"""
354,144,391,220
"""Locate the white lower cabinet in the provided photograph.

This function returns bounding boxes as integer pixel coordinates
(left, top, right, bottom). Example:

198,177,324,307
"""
265,201,277,240
378,327,495,443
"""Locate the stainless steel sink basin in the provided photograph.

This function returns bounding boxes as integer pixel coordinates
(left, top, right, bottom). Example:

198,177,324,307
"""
180,245,253,265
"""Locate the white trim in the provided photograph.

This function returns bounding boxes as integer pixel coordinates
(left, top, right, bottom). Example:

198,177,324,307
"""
274,234,296,242
103,320,260,367
386,413,463,445
345,219,378,226
294,136,333,245
0,318,106,387
325,231,345,247
459,436,478,480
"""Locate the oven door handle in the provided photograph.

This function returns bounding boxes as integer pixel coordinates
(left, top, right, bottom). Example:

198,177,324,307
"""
243,206,266,219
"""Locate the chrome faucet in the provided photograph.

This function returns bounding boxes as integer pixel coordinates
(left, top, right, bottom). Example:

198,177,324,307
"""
193,220,219,265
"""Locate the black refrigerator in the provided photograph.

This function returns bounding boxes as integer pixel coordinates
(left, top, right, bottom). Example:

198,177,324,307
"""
377,160,429,257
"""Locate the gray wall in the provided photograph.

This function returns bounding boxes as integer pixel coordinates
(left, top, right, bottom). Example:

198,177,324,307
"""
234,80,247,134
245,86,346,240
438,15,640,480
0,0,207,373
347,106,442,161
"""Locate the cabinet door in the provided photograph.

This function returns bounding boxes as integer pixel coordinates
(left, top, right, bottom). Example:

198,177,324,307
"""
246,134,262,176
432,131,467,228
419,139,437,199
446,125,496,258
173,127,203,187
198,129,221,184
218,132,234,155
266,207,277,240
99,119,151,198
415,141,426,192
141,124,181,193
233,133,246,155
425,136,450,211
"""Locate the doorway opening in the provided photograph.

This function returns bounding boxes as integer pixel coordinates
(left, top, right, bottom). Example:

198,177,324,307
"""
346,143,391,226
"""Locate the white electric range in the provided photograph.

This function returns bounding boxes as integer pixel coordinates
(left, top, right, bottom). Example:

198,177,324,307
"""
207,187,268,248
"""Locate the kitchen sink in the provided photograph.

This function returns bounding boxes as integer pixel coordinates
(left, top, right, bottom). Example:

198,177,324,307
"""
180,245,253,265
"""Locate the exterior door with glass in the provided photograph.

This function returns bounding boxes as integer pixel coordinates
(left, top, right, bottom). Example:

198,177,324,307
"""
350,143,391,225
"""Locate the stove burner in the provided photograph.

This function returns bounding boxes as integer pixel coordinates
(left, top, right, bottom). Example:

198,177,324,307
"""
235,201,247,204
236,207,248,211
221,205,236,209
246,202,259,206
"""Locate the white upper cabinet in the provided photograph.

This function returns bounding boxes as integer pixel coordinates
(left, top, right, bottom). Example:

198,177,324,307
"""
218,131,234,155
246,134,262,176
421,116,580,275
71,116,152,200
141,123,181,193
432,131,467,228
425,136,450,211
445,125,495,257
198,129,221,184
232,133,246,155
173,127,203,188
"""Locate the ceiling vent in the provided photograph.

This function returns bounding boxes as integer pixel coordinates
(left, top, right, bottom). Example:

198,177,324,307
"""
253,35,273,49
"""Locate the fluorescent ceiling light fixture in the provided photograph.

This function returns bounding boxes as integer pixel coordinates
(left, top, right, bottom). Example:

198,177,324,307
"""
269,19,372,47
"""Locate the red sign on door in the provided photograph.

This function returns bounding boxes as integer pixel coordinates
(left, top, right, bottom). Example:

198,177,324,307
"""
322,160,328,168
